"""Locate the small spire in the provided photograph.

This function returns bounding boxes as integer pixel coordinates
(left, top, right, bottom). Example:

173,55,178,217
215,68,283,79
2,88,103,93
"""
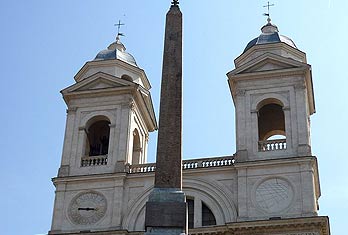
171,0,179,6
263,1,275,24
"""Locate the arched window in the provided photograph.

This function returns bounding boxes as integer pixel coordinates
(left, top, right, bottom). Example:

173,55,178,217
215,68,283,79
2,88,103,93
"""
202,202,216,226
257,99,286,151
86,119,110,156
121,74,133,82
132,129,142,164
187,198,216,229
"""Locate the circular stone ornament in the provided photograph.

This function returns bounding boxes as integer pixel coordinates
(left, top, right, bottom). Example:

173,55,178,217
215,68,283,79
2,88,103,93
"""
255,178,293,213
68,191,107,225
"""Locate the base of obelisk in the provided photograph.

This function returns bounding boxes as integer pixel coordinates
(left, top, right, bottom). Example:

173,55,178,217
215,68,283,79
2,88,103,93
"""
145,228,185,235
145,188,187,235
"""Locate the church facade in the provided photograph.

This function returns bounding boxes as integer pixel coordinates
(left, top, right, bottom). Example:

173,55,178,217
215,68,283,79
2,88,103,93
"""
49,3,330,235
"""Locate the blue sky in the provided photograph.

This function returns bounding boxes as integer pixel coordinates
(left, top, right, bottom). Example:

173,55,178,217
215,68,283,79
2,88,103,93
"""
0,0,347,234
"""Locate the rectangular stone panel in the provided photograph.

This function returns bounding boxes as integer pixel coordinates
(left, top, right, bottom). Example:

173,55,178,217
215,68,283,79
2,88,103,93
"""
145,201,186,228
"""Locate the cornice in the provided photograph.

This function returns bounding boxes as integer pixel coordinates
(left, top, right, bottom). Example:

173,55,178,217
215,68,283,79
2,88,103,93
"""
227,216,330,235
52,172,127,184
189,216,330,235
49,229,142,235
229,65,309,82
234,156,318,169
62,86,136,104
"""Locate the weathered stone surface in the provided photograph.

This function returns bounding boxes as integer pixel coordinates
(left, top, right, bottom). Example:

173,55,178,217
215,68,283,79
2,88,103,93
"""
145,228,185,235
154,5,183,189
145,188,186,229
145,201,186,228
227,43,314,162
189,216,330,235
147,188,186,202
144,4,186,235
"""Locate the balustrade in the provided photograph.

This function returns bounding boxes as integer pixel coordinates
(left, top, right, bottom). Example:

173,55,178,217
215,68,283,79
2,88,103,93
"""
129,163,156,173
258,139,287,152
81,155,108,167
79,155,235,170
128,156,235,174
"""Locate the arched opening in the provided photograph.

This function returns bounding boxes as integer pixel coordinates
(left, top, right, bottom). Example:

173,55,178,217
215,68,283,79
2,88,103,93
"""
86,120,110,156
187,198,216,229
257,100,286,151
121,74,133,82
202,202,216,227
82,117,110,167
132,129,142,164
267,134,286,140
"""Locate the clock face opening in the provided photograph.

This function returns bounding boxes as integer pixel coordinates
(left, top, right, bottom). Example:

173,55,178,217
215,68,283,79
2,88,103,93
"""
68,192,107,225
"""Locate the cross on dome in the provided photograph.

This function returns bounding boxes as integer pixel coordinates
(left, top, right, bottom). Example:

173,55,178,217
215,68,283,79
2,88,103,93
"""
263,1,275,23
114,20,125,40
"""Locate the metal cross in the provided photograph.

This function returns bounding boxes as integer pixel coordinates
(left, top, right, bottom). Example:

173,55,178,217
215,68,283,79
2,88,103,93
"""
171,0,179,6
263,1,274,17
114,20,125,37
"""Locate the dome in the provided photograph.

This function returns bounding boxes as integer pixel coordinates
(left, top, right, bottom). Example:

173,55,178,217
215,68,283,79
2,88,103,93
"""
94,36,138,67
244,20,297,53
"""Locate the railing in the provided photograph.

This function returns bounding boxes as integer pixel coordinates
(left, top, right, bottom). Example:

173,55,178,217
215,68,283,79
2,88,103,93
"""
128,163,156,173
258,139,287,152
183,157,234,169
81,155,108,167
128,156,235,174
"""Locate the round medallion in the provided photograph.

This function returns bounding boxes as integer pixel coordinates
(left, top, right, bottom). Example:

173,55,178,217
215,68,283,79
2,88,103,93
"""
255,178,293,213
68,191,107,225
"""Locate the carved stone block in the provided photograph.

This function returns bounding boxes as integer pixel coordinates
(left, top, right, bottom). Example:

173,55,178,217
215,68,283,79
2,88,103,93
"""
145,201,186,228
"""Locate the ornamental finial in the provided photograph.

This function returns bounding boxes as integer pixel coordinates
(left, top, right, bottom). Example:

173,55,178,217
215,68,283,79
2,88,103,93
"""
171,0,179,6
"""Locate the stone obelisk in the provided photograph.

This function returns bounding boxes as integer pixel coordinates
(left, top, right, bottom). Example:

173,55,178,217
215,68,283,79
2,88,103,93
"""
145,1,186,235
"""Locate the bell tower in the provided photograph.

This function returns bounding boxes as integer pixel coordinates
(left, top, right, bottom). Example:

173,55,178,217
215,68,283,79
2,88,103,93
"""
49,5,330,235
228,19,315,162
50,34,157,233
226,17,325,225
58,35,157,176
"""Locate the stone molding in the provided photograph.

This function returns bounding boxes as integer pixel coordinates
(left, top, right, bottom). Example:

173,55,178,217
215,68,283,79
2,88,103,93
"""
49,230,143,235
190,216,330,235
235,89,246,97
48,216,330,235
67,107,77,114
294,83,307,90
58,165,70,177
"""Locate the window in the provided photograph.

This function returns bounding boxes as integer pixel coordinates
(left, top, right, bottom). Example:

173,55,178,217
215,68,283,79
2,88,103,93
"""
202,202,216,226
257,100,286,151
121,74,133,82
86,120,110,156
132,129,142,164
187,198,216,229
81,117,110,167
258,103,285,140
